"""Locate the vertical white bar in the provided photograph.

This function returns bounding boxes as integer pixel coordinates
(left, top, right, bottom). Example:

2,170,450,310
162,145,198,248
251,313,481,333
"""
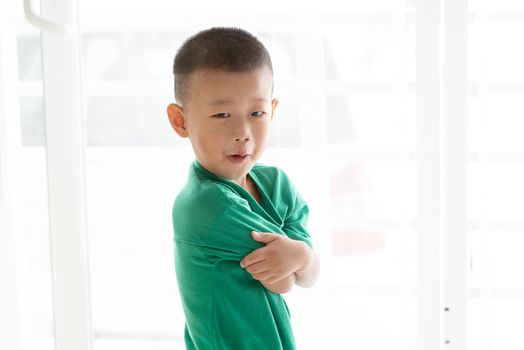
475,14,492,350
39,0,93,349
443,0,468,348
392,5,414,348
0,0,21,348
416,0,443,349
0,207,19,350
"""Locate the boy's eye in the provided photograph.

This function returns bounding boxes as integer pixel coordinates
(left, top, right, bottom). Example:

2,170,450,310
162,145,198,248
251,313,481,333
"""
211,113,231,119
251,111,266,117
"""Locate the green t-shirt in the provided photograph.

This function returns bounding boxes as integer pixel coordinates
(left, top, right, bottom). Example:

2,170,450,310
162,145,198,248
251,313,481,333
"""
172,160,312,350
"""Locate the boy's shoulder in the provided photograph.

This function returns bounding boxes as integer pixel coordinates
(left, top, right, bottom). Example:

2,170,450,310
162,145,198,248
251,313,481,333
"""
174,163,245,210
251,163,298,197
172,163,248,243
251,163,292,185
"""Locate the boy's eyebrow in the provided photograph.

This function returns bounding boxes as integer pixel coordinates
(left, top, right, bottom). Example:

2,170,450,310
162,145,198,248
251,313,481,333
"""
208,97,268,106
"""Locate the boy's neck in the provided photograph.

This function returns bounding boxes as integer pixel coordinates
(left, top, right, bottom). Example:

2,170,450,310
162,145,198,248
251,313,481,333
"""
234,175,262,203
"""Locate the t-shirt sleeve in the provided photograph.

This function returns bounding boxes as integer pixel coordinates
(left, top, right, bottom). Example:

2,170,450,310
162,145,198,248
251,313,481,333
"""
282,189,313,249
202,196,287,263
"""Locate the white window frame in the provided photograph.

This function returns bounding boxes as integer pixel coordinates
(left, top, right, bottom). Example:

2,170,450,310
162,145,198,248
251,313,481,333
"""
416,0,444,348
23,0,93,349
442,0,468,349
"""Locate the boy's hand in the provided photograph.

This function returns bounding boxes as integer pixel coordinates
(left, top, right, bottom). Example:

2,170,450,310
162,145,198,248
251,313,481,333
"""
240,231,311,284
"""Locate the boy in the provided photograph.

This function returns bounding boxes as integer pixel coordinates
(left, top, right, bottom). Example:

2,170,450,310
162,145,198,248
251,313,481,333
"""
167,27,320,349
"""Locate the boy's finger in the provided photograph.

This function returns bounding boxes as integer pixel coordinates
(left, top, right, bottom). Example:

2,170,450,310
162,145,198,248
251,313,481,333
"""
240,250,266,268
265,275,286,285
252,271,274,282
251,231,280,244
245,263,270,275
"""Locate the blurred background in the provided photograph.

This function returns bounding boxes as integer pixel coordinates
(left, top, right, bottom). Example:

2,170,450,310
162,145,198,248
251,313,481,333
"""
1,0,524,349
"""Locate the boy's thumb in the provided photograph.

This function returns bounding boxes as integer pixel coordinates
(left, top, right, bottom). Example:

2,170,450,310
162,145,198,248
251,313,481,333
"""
251,231,278,243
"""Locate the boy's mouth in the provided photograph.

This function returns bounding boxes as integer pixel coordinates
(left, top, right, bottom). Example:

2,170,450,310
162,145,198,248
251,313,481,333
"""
227,154,248,163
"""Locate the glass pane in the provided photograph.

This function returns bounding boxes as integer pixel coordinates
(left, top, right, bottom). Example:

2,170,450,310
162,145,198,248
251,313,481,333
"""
470,230,524,290
83,32,187,82
488,230,524,289
490,299,524,350
325,93,415,151
260,31,298,81
469,162,524,220
467,299,486,350
288,294,416,350
267,90,301,147
469,23,524,82
469,93,524,152
17,34,42,82
329,161,416,221
18,31,45,148
324,20,415,83
469,298,524,350
470,0,524,12
327,230,417,287
86,148,187,344
15,21,54,349
326,94,357,144
20,96,45,146
85,96,176,147
18,148,55,349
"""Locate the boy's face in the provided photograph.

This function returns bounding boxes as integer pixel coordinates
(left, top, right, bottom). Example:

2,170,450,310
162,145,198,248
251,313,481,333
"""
167,66,278,186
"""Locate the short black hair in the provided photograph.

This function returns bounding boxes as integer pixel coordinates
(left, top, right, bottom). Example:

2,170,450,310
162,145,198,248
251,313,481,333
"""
173,27,273,104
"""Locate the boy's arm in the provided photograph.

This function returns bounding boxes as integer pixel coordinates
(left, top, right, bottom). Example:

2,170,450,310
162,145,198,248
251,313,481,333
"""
241,231,320,289
200,184,319,292
294,246,320,288
259,255,319,293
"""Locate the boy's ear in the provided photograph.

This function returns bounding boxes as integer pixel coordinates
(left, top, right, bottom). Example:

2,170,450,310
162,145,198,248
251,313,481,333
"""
167,103,189,138
271,98,279,120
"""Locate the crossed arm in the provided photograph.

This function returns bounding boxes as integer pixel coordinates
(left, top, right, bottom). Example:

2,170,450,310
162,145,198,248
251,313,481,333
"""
203,188,319,294
240,231,320,294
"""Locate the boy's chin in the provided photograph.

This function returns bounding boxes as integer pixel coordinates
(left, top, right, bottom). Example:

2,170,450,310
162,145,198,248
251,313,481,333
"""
199,158,255,181
222,166,255,182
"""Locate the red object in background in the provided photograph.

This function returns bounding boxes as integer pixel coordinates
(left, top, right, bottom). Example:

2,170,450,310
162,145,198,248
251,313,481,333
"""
330,162,385,256
329,162,372,195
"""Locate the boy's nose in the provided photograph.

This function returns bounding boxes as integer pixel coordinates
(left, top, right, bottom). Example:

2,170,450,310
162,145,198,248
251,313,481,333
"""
233,122,251,142
235,136,251,142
